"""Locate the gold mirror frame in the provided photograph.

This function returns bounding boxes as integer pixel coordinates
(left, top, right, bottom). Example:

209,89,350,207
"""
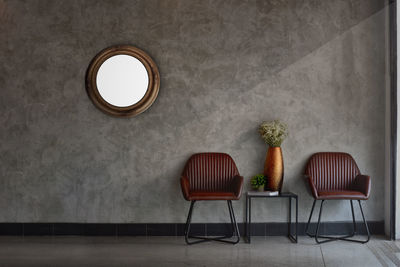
86,45,160,117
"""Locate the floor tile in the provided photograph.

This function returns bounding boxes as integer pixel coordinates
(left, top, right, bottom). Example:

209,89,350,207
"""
0,236,393,267
320,237,382,267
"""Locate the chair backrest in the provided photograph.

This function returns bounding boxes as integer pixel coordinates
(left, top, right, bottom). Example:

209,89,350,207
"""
305,152,360,191
182,153,239,191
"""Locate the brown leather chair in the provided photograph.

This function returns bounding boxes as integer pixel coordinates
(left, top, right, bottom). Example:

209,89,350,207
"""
305,152,371,243
180,153,243,244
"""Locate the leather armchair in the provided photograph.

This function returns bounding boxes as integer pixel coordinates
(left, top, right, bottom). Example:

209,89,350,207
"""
305,152,371,243
180,153,243,244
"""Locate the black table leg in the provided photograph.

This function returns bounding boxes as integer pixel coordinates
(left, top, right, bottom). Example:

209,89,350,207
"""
288,196,298,243
248,196,251,243
245,195,248,242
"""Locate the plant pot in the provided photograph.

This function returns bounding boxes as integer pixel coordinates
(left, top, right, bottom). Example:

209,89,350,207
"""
257,185,265,192
263,146,284,192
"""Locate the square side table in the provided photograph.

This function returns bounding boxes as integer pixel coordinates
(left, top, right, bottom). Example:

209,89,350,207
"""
245,191,298,243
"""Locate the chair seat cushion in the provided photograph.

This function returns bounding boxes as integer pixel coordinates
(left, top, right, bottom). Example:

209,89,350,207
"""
187,191,239,201
316,190,368,200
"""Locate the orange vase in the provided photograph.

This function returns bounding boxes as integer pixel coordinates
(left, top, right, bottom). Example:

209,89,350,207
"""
263,146,284,192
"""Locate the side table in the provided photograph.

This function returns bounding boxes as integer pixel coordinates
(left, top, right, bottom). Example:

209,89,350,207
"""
245,191,298,243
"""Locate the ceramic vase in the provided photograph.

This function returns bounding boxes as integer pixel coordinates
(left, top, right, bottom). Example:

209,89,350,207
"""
263,146,284,192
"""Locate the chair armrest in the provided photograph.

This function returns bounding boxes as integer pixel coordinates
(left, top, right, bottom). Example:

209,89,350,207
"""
352,174,371,198
307,176,319,199
180,176,190,201
231,175,244,199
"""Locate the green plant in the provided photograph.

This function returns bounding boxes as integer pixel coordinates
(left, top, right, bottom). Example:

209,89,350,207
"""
251,174,266,188
258,120,288,147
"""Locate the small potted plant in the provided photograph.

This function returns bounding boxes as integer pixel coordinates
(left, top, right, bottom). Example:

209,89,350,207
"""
251,174,267,192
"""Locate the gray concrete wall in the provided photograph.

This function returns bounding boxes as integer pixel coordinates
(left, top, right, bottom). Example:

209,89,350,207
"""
0,0,387,223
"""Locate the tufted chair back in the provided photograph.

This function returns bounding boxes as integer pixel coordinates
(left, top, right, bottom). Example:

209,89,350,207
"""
182,153,239,192
305,152,360,191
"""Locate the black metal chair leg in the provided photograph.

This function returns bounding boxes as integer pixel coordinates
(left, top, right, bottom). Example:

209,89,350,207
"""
184,201,199,245
306,199,337,243
214,201,240,244
358,200,370,243
315,200,331,244
350,200,357,236
184,200,240,245
227,200,235,238
333,200,370,243
305,199,316,237
306,199,370,244
228,200,240,244
184,201,195,234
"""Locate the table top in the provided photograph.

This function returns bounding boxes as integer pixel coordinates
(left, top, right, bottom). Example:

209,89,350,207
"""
246,191,297,197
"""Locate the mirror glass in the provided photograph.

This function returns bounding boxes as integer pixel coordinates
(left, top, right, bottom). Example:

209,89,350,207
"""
96,55,149,107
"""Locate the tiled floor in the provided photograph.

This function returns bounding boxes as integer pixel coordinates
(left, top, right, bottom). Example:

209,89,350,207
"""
0,236,397,266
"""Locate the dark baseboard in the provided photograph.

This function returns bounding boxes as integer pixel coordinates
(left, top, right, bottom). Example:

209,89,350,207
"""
0,221,384,236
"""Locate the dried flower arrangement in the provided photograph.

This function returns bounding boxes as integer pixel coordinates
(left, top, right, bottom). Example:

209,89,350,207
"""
258,120,288,147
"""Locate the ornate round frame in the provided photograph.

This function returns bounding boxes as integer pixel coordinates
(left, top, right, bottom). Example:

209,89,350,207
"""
86,45,160,117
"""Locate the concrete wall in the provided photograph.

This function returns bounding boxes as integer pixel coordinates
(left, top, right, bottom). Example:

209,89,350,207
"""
0,0,387,223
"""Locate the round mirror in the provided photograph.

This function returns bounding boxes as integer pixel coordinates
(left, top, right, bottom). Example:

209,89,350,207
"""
86,45,160,117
